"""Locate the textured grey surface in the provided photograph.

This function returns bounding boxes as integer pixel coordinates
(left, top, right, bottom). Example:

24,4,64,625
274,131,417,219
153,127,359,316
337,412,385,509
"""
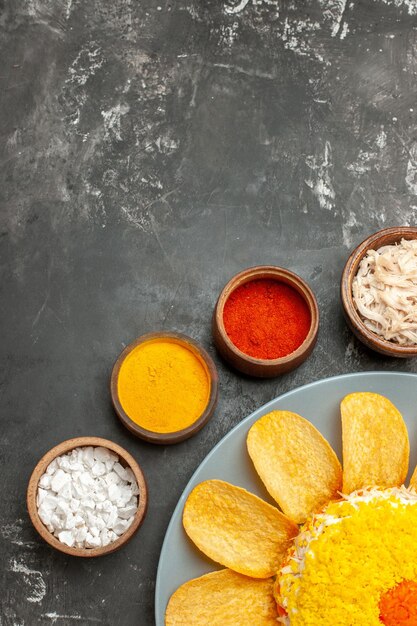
1,0,417,624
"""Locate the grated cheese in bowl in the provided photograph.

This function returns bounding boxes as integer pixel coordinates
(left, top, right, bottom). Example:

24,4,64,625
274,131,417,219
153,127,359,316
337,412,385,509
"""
352,238,417,345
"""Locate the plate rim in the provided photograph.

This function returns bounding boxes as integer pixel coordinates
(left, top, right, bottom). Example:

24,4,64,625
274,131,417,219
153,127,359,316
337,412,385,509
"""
155,370,417,624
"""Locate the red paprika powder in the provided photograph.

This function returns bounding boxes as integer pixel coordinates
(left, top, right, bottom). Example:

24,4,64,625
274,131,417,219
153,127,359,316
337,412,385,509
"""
223,278,311,360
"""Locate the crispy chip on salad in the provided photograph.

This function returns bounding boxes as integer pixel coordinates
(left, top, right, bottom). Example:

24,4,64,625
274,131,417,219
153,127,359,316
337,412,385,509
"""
182,480,297,578
165,569,278,626
341,392,409,494
410,465,417,491
247,410,342,523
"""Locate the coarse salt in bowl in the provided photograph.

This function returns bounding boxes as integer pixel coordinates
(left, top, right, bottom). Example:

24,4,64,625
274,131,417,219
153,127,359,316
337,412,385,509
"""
27,437,148,557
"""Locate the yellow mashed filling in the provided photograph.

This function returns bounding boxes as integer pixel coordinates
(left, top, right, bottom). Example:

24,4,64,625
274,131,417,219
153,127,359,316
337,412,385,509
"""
277,489,417,626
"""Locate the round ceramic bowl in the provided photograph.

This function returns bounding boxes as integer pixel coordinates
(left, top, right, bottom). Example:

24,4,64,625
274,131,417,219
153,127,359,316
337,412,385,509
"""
212,265,319,377
27,437,148,557
341,226,417,357
111,332,219,444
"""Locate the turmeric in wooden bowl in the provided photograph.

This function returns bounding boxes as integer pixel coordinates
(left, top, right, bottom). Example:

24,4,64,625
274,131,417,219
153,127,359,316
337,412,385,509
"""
111,332,219,444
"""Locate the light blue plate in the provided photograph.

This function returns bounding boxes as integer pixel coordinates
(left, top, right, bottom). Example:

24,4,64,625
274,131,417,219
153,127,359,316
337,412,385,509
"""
155,371,417,625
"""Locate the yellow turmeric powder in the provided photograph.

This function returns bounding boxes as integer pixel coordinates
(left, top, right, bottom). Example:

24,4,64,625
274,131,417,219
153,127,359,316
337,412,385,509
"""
117,338,211,433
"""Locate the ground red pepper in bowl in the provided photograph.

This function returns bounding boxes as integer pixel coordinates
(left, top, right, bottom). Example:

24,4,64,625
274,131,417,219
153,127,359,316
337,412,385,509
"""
212,266,319,377
223,278,311,360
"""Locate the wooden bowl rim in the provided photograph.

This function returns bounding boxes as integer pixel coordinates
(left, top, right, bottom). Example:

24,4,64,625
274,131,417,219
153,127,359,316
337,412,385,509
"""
341,226,417,356
214,265,319,367
110,331,219,444
27,436,148,557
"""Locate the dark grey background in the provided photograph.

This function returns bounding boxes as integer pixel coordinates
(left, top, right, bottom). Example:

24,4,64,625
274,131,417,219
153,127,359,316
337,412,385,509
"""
1,0,417,624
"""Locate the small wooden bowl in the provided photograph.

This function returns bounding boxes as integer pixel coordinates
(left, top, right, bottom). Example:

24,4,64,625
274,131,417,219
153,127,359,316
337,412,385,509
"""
111,332,219,444
212,266,319,377
27,437,148,557
341,226,417,357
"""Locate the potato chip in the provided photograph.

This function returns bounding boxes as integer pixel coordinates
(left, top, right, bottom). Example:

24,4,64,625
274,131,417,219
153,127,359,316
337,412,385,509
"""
165,569,277,626
409,466,417,490
182,480,297,578
246,410,342,524
341,392,409,494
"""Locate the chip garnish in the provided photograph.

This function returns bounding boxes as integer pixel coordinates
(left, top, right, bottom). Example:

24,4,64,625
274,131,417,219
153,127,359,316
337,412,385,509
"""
341,392,409,494
167,391,415,624
409,465,417,491
247,410,342,523
182,479,297,578
165,569,278,625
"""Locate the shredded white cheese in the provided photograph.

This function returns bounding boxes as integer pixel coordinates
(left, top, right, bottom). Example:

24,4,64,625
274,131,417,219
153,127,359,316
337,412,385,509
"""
352,238,417,345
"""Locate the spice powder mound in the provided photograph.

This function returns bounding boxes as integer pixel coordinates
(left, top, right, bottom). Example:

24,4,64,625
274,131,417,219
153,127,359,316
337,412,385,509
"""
117,338,211,434
223,278,311,360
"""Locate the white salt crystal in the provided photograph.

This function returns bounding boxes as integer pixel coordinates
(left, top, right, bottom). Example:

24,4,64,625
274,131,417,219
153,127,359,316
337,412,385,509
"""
100,529,110,546
82,447,95,468
94,447,116,463
108,484,121,502
118,505,138,519
104,471,120,486
113,519,129,535
130,482,140,496
38,508,52,526
42,494,59,510
37,488,48,506
59,482,72,500
39,474,52,489
51,513,64,529
106,508,118,528
58,530,75,547
124,468,136,484
81,498,95,510
91,461,106,477
125,516,134,529
86,512,99,528
51,469,70,493
95,517,105,531
56,500,70,516
75,527,87,543
79,472,94,488
105,459,116,471
70,498,80,512
68,460,83,472
113,463,128,481
73,514,84,527
85,533,101,548
46,459,58,475
102,501,113,513
65,513,77,530
58,456,71,471
72,481,87,499
116,486,133,507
